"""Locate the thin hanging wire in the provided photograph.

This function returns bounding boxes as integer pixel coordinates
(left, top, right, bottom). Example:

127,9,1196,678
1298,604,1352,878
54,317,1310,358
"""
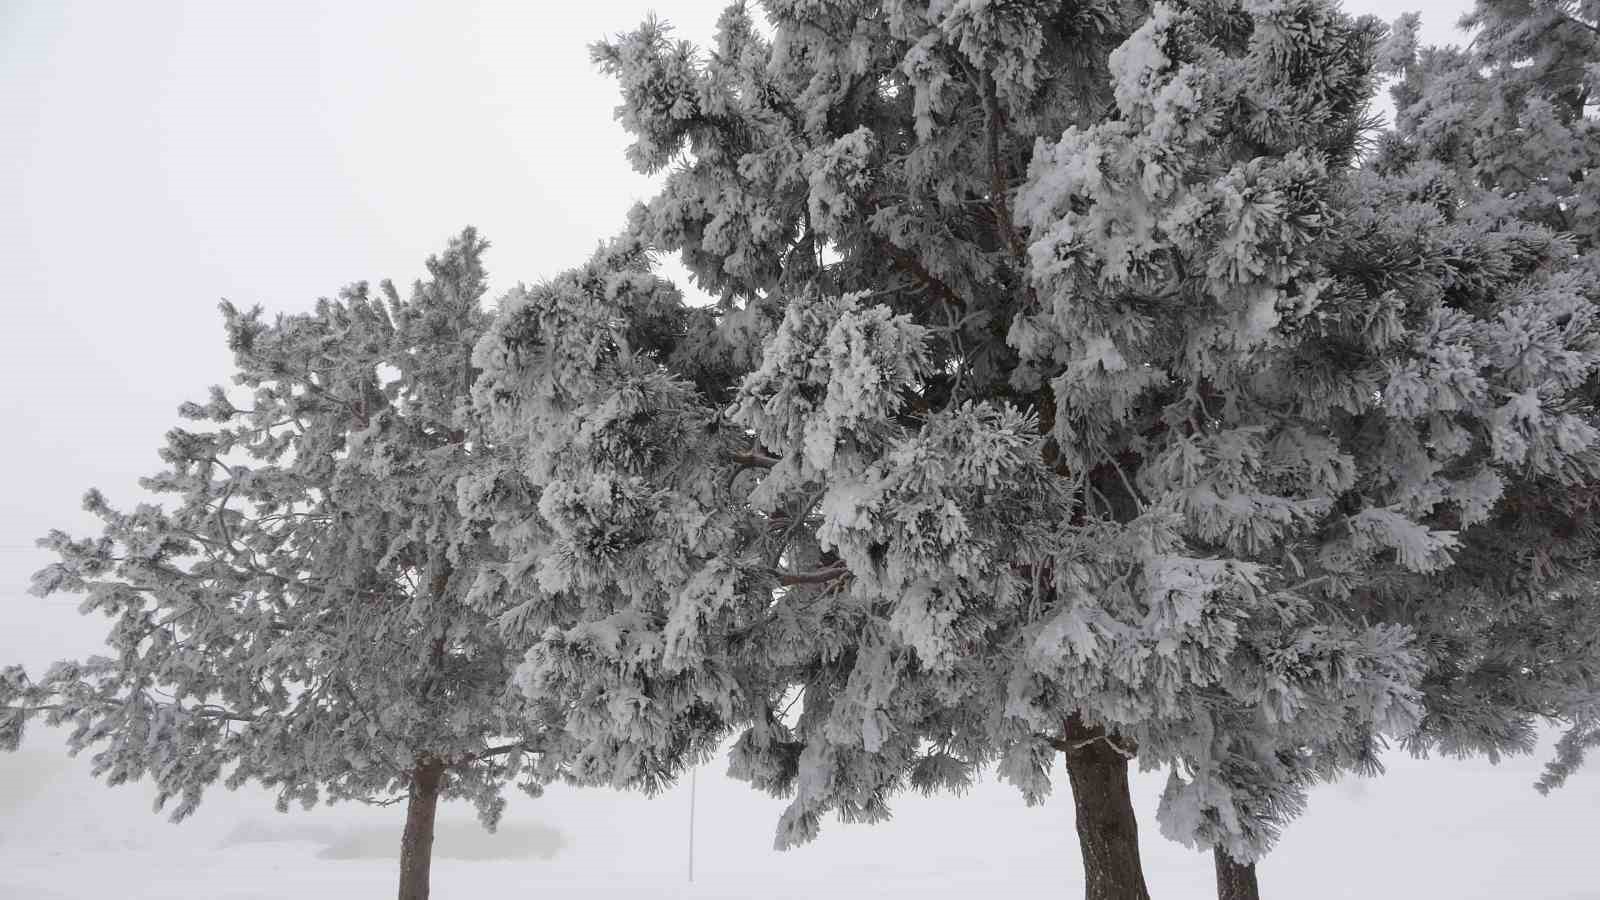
688,765,697,885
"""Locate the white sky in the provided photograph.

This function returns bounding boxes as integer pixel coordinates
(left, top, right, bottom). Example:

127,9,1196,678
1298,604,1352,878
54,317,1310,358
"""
3,3,1595,899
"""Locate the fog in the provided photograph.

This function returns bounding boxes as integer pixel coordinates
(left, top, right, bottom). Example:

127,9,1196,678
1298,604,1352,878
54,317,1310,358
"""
3,1,1596,897
5,723,1598,898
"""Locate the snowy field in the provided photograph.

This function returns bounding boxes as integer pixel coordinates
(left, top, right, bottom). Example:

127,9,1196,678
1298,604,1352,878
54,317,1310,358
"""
3,730,1597,900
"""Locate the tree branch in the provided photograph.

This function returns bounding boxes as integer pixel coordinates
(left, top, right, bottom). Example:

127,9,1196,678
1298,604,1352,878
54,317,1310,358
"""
981,71,1027,264
1558,11,1600,37
1049,733,1137,758
874,237,967,309
728,450,780,469
193,707,256,723
470,741,542,761
776,564,850,586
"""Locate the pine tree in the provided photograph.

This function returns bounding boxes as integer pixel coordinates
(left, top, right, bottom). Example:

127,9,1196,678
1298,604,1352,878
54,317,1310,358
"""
0,230,566,900
462,3,1558,898
1205,4,1600,894
1383,0,1600,250
1372,0,1600,819
1203,142,1600,900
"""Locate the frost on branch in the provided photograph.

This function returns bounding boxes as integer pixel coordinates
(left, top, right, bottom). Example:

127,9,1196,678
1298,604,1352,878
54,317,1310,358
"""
12,230,569,829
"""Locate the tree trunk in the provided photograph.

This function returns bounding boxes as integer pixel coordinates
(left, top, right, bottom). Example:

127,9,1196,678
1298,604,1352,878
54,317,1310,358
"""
397,758,446,900
1213,848,1260,900
1060,715,1152,900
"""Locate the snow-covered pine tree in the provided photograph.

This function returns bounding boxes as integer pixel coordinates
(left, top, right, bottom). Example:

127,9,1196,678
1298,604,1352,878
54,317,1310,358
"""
466,3,1528,898
1383,0,1600,250
1197,133,1600,900
1197,6,1600,895
1370,0,1600,818
0,230,567,900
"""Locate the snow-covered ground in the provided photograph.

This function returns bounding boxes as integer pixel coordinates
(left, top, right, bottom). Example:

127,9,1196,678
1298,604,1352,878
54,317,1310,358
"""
2,728,1596,899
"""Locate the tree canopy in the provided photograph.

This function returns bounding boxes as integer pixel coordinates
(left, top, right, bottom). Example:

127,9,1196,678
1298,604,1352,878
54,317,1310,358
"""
9,3,1600,899
3,230,563,831
467,2,1600,886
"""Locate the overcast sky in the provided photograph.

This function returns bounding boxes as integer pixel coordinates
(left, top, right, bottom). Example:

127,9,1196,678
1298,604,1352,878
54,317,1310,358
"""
3,3,1596,899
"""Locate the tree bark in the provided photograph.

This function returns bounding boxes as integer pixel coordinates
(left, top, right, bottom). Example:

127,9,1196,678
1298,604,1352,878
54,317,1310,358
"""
1060,714,1152,900
1213,848,1261,900
397,758,446,900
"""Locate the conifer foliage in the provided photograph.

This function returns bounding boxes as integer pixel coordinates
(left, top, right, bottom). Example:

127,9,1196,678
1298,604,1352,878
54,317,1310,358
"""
1,231,562,900
466,2,1599,897
1194,6,1600,894
7,2,1600,899
1367,0,1600,809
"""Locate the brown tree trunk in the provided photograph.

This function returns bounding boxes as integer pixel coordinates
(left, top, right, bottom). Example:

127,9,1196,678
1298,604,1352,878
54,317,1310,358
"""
1060,715,1152,900
397,758,446,900
1213,848,1261,900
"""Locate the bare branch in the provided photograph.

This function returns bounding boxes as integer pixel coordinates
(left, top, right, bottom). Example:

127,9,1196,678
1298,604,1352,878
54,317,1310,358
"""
469,741,543,761
728,451,780,469
776,564,850,586
193,707,256,723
